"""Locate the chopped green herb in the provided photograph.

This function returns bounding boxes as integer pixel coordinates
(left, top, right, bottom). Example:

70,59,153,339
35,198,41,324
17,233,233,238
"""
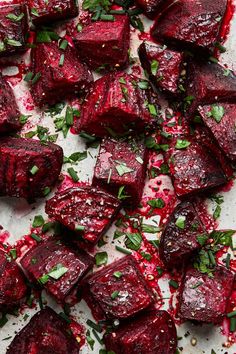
30,165,39,175
138,80,149,90
0,314,8,328
24,72,34,82
151,60,159,76
190,281,203,289
211,230,235,249
175,139,191,149
169,279,179,289
148,104,157,116
147,198,165,209
136,156,143,164
31,8,39,16
125,232,142,251
65,106,74,126
225,253,231,269
141,224,161,233
5,38,22,47
86,330,95,350
175,215,186,229
111,290,119,299
59,39,68,50
32,215,44,228
140,251,152,261
113,230,124,239
38,263,68,284
100,14,114,21
43,186,51,196
75,224,85,232
207,105,225,123
59,53,65,66
0,41,5,52
36,30,59,43
31,72,41,84
115,162,134,176
156,266,163,276
115,245,132,255
30,233,42,242
86,319,102,333
197,234,209,246
6,12,24,22
230,317,236,332
9,248,17,260
113,271,123,278
19,114,30,124
67,167,79,182
117,185,130,200
213,204,221,220
227,310,236,318
77,24,83,32
95,252,108,266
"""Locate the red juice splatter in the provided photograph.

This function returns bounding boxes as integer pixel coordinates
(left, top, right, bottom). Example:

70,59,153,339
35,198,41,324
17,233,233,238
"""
138,32,151,41
220,0,235,43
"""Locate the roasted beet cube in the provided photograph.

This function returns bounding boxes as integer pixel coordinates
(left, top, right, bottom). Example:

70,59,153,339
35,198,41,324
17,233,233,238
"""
0,74,21,134
28,0,79,26
151,0,227,53
0,137,63,199
160,201,206,268
7,307,80,354
21,238,93,303
83,255,154,320
46,186,121,244
74,15,130,71
93,137,148,205
78,72,159,137
0,249,27,311
30,40,93,107
178,266,234,323
135,0,165,19
138,41,184,95
0,4,28,57
104,310,177,354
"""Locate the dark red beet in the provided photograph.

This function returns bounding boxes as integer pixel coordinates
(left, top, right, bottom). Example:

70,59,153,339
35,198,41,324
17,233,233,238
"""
78,72,159,137
138,41,184,95
0,137,63,199
83,255,154,320
93,137,148,206
104,310,177,354
74,15,130,71
21,238,93,303
0,74,21,133
151,0,227,53
135,0,166,19
178,266,234,323
159,201,206,268
45,186,121,244
28,0,78,26
7,307,80,354
30,40,93,107
0,249,27,311
0,4,28,57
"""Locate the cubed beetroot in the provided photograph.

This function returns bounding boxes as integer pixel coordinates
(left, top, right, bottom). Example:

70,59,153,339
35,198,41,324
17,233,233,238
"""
21,238,93,303
28,0,79,26
0,249,27,311
0,4,28,57
151,0,227,53
135,0,166,19
45,186,121,244
93,137,148,206
78,72,159,137
178,266,234,323
159,201,206,268
74,15,130,71
0,74,21,133
7,307,80,354
83,255,154,320
30,40,93,107
138,41,184,95
104,310,177,354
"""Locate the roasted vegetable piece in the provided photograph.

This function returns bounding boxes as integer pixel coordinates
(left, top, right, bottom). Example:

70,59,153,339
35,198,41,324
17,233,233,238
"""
74,15,130,71
178,266,234,323
83,255,154,320
104,310,177,354
21,238,93,303
135,0,166,19
0,137,63,199
151,0,227,53
160,201,206,268
93,137,148,205
7,307,80,354
46,186,121,244
30,40,93,107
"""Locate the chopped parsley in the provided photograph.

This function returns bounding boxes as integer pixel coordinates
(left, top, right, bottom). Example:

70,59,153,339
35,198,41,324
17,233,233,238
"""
125,232,142,250
207,105,225,123
175,139,191,149
175,215,186,229
38,264,68,285
151,60,159,76
32,215,44,228
95,252,108,266
111,290,120,299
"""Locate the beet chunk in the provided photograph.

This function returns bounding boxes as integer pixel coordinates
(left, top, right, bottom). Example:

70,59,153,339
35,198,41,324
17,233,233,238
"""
138,41,184,95
7,307,80,354
0,4,28,57
21,238,93,303
135,0,165,19
178,266,234,323
46,186,121,244
28,0,78,26
104,310,177,354
0,249,27,311
0,137,63,199
151,0,227,53
0,74,21,133
93,137,148,206
74,15,130,71
30,40,93,107
83,255,154,320
160,201,206,268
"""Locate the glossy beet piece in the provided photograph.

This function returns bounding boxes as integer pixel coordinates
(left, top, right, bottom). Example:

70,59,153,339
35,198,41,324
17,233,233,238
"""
135,0,165,19
160,201,206,268
138,41,184,95
151,0,227,53
28,0,78,26
0,137,63,199
104,310,177,354
0,249,27,311
78,72,159,137
93,137,148,205
0,74,21,133
84,256,154,320
0,4,28,57
178,266,234,323
21,239,93,303
46,186,121,244
31,40,93,107
7,307,80,354
74,15,130,71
